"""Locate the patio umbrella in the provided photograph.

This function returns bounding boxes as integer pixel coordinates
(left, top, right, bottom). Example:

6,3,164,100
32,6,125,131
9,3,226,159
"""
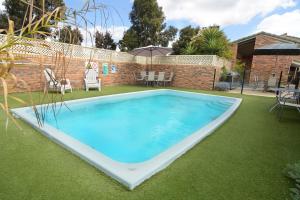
130,45,173,70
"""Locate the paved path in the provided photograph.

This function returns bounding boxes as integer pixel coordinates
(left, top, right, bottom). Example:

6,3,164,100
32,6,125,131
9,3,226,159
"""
228,88,276,98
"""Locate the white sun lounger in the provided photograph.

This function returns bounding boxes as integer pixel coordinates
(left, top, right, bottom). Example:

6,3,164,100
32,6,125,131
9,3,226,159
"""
43,68,72,95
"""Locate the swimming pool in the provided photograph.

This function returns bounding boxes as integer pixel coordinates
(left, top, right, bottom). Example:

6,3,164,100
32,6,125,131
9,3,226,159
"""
12,89,242,189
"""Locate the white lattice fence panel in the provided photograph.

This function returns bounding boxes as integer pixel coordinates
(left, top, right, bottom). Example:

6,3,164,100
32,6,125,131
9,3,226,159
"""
69,45,85,58
92,49,108,61
152,56,177,65
112,52,135,63
0,34,231,66
0,34,131,62
222,58,232,69
23,41,51,55
134,56,147,64
57,43,72,57
48,41,64,54
145,56,156,64
178,55,214,65
142,55,219,66
213,56,232,68
0,35,57,56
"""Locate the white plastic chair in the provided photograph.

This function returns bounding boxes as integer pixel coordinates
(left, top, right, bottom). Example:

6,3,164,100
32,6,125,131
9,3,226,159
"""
164,72,174,86
146,71,155,86
133,71,146,84
84,69,101,91
141,71,147,79
43,68,72,95
156,72,165,86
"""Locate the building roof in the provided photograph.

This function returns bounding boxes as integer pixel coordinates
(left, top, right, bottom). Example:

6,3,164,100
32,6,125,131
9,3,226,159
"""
283,35,300,43
256,43,300,49
254,43,300,55
232,31,300,44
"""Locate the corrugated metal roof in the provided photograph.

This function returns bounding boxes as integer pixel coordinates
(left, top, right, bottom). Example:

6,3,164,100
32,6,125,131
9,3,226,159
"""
254,43,300,55
256,43,300,50
232,31,300,44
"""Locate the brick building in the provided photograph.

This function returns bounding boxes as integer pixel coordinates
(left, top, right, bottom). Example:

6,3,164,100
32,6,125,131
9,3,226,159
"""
231,32,300,87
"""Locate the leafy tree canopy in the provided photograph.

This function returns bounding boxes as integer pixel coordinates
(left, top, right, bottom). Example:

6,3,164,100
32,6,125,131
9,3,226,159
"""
119,28,139,51
189,26,232,58
0,0,65,32
233,59,246,78
119,0,177,51
55,26,83,45
159,26,178,47
95,31,116,50
172,25,199,55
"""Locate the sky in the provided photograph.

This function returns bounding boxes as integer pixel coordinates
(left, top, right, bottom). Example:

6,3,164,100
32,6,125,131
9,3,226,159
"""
1,0,300,45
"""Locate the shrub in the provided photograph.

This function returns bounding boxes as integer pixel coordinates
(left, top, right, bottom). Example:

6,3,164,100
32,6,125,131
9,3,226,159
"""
220,66,228,81
233,60,245,78
191,26,232,59
214,82,230,91
284,161,300,200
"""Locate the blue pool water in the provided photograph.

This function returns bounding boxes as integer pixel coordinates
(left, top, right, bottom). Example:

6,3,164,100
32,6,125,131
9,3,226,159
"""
44,92,234,163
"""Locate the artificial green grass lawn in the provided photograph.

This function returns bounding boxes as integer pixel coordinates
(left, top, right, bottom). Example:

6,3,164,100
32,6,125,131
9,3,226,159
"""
0,85,300,200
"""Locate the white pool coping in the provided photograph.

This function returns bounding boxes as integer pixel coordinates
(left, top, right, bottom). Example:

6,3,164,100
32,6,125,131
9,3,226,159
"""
11,89,242,190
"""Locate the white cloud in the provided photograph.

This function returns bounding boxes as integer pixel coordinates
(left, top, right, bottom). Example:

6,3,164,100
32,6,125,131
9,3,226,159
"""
255,9,300,37
0,0,5,11
157,0,296,27
106,26,128,42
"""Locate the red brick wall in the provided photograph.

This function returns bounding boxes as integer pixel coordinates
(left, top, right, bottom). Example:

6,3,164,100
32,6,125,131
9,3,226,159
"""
251,55,300,84
149,64,218,90
247,34,299,84
7,55,144,93
99,62,143,86
6,54,220,93
8,63,45,93
230,43,238,69
231,33,300,85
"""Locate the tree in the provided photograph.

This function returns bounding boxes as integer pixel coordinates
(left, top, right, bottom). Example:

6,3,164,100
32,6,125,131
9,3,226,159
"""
120,0,177,51
182,43,197,55
233,59,245,78
56,26,83,45
95,31,116,50
95,31,105,48
119,28,139,51
190,26,232,58
0,0,27,31
172,25,199,55
130,0,165,47
159,26,178,47
0,0,64,32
